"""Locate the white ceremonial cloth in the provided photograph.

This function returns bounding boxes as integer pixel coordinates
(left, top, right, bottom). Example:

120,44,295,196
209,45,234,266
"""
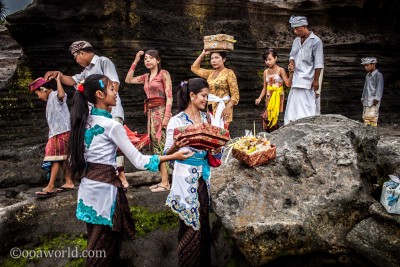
207,94,230,128
284,88,317,125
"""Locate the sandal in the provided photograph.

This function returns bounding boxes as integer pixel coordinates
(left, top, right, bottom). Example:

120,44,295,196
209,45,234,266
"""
56,186,75,193
150,184,171,192
35,190,57,198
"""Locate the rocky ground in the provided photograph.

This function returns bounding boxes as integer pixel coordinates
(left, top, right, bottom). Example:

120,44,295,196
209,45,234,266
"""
0,116,399,267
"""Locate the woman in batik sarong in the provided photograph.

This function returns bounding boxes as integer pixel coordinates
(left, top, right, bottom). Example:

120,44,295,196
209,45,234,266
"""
67,74,192,266
125,50,172,192
28,74,74,198
255,48,292,132
165,78,221,266
191,50,239,129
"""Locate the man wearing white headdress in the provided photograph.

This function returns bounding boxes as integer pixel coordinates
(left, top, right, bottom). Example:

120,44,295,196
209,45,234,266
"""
360,57,384,126
284,15,324,125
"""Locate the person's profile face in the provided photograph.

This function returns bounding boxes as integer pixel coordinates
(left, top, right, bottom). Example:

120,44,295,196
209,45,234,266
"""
104,80,117,107
73,51,87,67
191,88,209,110
364,63,375,73
293,26,306,37
34,88,49,101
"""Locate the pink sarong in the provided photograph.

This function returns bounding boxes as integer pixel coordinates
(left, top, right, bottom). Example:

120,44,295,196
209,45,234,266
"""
44,131,70,161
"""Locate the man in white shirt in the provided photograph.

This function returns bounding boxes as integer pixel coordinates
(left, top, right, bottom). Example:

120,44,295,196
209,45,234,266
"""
284,16,324,125
44,41,128,187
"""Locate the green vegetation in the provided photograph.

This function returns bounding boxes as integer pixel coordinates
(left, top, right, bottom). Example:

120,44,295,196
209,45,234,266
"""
1,234,87,267
130,206,179,236
2,257,27,267
14,66,34,94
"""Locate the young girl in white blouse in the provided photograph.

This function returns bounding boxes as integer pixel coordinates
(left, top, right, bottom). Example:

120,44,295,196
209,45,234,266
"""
164,78,221,266
67,74,192,266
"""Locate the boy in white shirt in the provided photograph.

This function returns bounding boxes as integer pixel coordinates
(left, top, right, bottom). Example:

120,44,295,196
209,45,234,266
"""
28,73,74,197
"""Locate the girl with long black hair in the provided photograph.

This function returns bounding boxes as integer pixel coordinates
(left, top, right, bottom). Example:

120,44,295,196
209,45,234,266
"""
164,78,221,266
67,74,192,266
125,49,173,192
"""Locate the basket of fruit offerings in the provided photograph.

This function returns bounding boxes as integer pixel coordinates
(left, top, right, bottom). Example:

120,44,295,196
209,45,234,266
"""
230,136,276,167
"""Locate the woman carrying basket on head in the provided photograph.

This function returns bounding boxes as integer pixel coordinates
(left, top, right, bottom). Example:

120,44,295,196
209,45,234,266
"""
191,49,239,129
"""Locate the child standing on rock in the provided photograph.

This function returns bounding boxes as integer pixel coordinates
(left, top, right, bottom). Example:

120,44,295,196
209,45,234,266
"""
361,57,384,126
28,73,74,198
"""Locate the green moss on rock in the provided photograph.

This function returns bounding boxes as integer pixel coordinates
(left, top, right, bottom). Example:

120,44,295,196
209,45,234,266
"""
130,205,179,236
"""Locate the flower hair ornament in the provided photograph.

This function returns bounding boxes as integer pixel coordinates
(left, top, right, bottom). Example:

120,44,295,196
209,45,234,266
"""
77,82,85,93
180,80,188,87
98,80,105,89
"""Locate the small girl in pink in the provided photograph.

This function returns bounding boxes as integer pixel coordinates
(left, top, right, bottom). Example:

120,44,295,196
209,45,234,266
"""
125,50,173,192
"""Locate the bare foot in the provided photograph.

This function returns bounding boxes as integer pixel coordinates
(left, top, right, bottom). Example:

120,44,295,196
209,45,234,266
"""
150,184,171,192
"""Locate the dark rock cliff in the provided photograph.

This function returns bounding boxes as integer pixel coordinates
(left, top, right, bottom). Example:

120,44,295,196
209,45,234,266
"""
1,0,400,184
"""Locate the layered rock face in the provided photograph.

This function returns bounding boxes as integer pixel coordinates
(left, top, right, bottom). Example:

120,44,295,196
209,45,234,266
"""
0,26,21,89
4,0,400,123
211,115,380,266
1,0,399,188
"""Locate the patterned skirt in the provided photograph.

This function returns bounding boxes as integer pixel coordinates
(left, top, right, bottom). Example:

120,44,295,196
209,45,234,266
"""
178,178,211,267
84,163,136,267
44,131,70,161
147,105,166,155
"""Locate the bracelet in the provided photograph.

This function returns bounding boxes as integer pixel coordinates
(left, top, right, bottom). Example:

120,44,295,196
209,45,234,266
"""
130,63,137,71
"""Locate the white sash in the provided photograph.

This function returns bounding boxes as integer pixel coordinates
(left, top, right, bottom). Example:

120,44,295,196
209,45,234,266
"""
208,94,230,128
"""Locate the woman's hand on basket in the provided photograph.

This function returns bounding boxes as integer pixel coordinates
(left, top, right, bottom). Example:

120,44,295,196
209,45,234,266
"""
173,133,189,149
173,149,194,160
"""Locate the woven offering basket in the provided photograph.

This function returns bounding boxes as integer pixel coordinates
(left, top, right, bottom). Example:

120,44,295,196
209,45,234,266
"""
232,145,276,167
174,123,230,150
133,134,150,150
204,34,236,52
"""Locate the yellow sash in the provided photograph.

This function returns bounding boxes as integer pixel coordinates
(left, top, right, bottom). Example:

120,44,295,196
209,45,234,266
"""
265,85,283,127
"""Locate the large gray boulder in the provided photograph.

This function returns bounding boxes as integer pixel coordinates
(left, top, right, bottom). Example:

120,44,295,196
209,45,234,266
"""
346,203,400,267
211,115,377,266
